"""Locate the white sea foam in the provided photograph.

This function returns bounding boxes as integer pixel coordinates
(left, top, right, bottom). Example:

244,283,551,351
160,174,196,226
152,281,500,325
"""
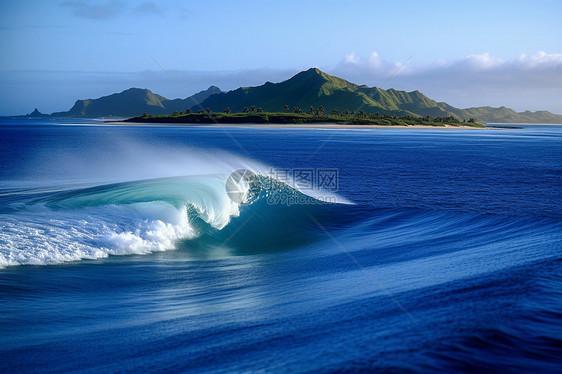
0,174,243,268
0,203,192,267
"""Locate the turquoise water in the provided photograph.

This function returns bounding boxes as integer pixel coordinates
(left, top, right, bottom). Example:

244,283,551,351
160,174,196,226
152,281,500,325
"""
1,120,561,372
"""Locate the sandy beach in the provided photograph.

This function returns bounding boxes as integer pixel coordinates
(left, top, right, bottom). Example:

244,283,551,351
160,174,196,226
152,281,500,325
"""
105,121,491,130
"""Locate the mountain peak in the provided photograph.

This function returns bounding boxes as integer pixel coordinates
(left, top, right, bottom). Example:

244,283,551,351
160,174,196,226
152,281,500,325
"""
293,67,326,79
26,108,47,117
118,87,161,97
122,87,150,92
306,67,322,74
286,68,337,87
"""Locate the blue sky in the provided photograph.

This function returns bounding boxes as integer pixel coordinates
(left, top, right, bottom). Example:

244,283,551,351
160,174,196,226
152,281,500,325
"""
1,0,561,115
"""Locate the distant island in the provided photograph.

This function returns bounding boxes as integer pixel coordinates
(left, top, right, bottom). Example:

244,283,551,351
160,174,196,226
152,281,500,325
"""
23,68,562,124
125,110,484,127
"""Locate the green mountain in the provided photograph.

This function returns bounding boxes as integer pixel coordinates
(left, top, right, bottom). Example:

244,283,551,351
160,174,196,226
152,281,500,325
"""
154,86,223,114
196,68,562,123
48,86,222,118
26,68,562,123
196,68,444,116
436,102,562,124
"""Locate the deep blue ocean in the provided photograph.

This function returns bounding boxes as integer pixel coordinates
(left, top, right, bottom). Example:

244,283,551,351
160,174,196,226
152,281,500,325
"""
1,119,561,373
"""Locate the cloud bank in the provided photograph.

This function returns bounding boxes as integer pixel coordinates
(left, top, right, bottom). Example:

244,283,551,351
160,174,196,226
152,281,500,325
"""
1,52,561,115
331,51,562,112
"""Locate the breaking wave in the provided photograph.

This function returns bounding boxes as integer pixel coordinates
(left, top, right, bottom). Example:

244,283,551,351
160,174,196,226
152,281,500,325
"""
0,171,348,267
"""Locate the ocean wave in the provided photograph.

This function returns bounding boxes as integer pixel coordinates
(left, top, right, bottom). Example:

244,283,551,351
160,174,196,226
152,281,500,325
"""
2,168,559,268
0,172,346,267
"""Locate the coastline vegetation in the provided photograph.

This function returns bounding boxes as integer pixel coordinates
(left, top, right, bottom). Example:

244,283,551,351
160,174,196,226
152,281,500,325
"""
126,107,484,127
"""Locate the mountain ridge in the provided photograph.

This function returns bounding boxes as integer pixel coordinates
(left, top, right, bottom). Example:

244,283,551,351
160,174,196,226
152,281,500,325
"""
194,68,562,123
42,86,223,118
22,68,562,123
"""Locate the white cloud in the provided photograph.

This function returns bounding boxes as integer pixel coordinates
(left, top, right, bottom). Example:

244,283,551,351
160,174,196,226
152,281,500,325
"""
368,52,385,69
330,51,562,113
515,51,562,69
344,53,361,65
463,53,504,70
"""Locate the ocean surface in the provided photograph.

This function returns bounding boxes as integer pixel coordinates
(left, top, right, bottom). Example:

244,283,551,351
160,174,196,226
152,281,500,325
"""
0,118,561,373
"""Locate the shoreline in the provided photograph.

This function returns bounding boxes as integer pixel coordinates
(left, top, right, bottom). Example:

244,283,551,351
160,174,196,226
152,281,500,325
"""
104,121,493,130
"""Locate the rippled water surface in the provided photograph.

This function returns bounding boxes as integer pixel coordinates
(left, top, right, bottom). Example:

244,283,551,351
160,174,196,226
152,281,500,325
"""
1,120,561,373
